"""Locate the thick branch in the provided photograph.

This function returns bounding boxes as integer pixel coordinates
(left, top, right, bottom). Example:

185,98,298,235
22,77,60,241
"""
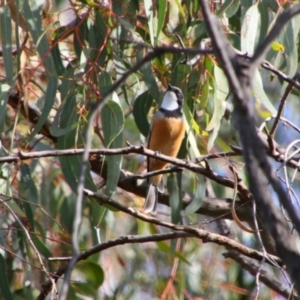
199,0,300,291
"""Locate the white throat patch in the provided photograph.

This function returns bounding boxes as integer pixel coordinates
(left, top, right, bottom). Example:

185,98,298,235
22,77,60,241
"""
160,91,179,111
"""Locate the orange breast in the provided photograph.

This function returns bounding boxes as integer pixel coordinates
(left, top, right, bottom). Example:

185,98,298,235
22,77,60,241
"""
148,116,185,185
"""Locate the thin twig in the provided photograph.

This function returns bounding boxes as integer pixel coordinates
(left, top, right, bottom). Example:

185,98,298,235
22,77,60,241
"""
269,71,300,137
0,198,58,298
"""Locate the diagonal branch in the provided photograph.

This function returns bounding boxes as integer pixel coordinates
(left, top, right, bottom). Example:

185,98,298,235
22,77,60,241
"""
199,0,300,291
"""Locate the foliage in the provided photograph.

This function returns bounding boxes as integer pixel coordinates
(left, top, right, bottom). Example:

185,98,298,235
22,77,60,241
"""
0,0,300,299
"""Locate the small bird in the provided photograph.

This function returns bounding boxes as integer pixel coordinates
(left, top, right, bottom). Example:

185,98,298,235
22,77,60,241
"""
144,84,185,214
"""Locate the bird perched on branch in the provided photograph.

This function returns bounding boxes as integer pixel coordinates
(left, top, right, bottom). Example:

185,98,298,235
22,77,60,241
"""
144,84,185,214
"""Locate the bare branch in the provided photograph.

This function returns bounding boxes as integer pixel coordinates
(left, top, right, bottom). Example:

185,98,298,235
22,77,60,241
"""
269,71,300,137
250,5,300,74
84,188,281,265
199,0,300,290
226,251,299,300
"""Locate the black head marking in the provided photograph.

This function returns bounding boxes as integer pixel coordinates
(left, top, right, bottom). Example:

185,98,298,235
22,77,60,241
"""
167,84,184,107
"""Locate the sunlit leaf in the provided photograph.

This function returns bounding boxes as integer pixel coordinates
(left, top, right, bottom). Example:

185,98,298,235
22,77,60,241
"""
144,0,155,46
206,65,228,151
241,3,260,55
156,0,167,43
271,41,285,53
252,69,276,114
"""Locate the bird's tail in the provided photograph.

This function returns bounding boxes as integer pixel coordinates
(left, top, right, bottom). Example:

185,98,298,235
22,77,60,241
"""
144,184,158,214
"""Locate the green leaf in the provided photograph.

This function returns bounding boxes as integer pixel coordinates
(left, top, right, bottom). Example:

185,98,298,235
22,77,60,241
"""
199,80,209,109
271,41,285,53
194,22,207,43
51,40,66,77
206,65,228,151
0,253,14,300
156,0,167,43
0,84,11,132
241,3,260,55
75,260,104,289
74,17,88,59
216,0,240,18
21,0,56,75
88,10,108,66
168,173,182,225
102,100,124,148
50,105,80,137
281,14,300,78
20,0,59,142
28,76,58,141
77,0,101,8
0,4,14,86
99,71,112,96
185,176,205,214
133,91,153,137
20,163,39,229
258,1,269,45
252,69,276,114
58,136,97,193
32,235,52,259
138,49,160,102
72,282,96,297
101,100,124,197
50,68,80,137
57,72,97,193
183,104,201,159
104,136,123,198
240,0,254,21
5,199,27,218
144,0,155,46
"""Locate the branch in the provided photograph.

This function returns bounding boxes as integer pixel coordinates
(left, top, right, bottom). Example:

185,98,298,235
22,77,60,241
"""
250,5,300,73
37,189,282,299
60,41,216,298
84,188,281,265
37,231,193,300
0,145,253,201
234,51,300,90
226,251,299,300
199,0,300,291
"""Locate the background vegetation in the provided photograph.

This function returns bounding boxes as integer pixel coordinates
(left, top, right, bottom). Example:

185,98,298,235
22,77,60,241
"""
1,0,300,299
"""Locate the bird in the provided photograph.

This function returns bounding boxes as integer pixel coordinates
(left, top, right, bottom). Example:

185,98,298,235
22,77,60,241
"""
144,84,185,214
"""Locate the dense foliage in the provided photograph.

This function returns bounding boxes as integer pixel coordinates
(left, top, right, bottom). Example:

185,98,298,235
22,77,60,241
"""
1,0,300,299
